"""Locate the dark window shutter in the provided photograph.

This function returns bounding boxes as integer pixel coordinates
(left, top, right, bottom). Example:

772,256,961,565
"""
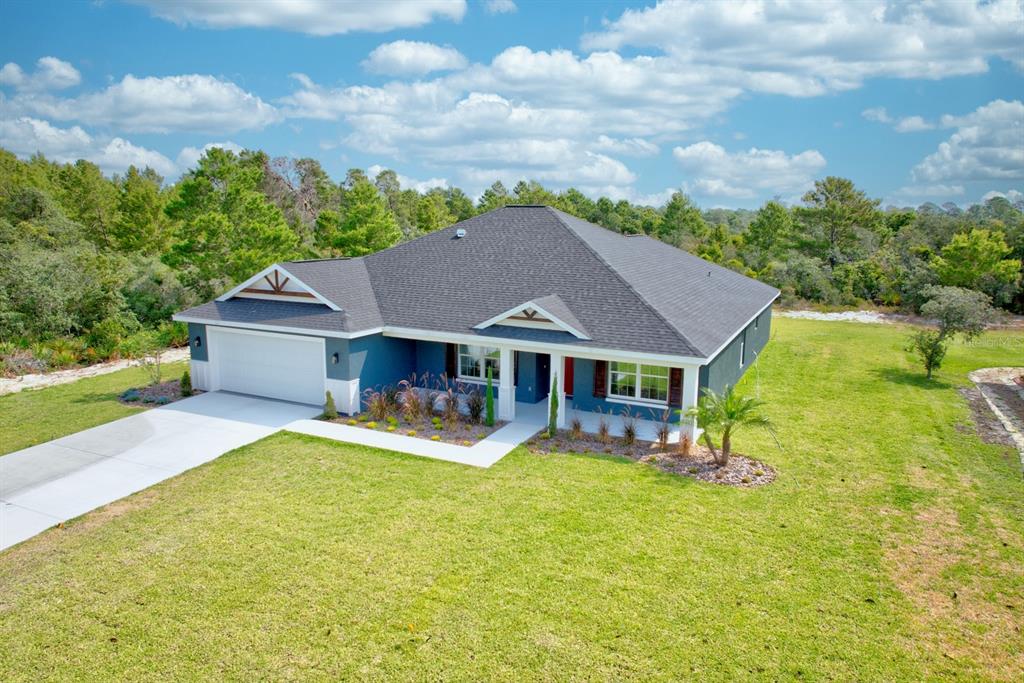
564,357,574,397
669,367,683,408
445,343,457,379
593,360,607,398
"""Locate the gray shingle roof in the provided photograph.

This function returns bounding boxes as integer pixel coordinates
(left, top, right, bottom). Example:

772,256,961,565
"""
177,206,778,359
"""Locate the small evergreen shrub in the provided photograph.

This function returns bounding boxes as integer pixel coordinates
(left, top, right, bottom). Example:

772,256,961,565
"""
155,396,171,405
120,388,140,402
485,367,495,426
347,419,357,426
547,373,558,437
365,421,378,429
430,434,441,441
386,426,396,432
432,416,443,430
142,395,156,404
180,369,193,397
386,415,399,427
407,429,417,437
323,390,338,419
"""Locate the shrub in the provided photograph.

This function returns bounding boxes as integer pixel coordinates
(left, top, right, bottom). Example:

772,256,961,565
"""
753,469,764,477
595,410,611,444
398,377,426,423
386,415,399,427
655,422,670,451
678,434,692,458
362,387,390,421
688,466,698,474
476,432,486,440
741,476,751,484
386,426,396,432
407,429,417,437
347,419,357,426
155,396,171,405
548,374,559,437
461,440,472,446
466,389,484,423
120,388,140,402
365,421,378,429
323,390,338,419
430,434,441,441
383,385,400,413
569,414,583,440
357,414,368,422
440,386,461,427
155,321,189,348
485,366,495,426
618,409,634,446
142,395,156,404
180,369,193,397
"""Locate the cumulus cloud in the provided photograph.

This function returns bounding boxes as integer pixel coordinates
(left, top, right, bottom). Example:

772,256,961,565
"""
3,74,279,133
366,164,448,192
0,116,176,176
592,135,659,157
672,141,826,199
982,189,1023,204
912,99,1024,183
891,184,966,198
861,107,934,132
363,41,467,76
485,0,517,14
583,0,1024,95
0,57,80,92
130,0,466,35
175,141,245,171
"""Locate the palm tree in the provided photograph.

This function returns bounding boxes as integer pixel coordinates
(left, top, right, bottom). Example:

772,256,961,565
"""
685,387,775,467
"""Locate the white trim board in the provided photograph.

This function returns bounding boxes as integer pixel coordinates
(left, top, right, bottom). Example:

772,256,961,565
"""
173,315,383,340
474,300,590,340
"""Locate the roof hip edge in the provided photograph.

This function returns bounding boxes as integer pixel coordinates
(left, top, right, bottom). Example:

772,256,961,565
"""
544,206,705,356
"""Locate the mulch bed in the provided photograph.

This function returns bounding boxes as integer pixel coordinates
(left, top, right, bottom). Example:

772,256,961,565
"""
323,414,509,447
526,431,776,487
118,379,199,407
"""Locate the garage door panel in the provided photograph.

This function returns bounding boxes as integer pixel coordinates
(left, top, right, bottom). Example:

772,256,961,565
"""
210,328,324,405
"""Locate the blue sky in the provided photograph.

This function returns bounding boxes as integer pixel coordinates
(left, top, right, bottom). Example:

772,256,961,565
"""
1,0,1021,209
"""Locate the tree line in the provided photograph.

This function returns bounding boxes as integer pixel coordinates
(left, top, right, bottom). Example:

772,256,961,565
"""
0,145,1020,372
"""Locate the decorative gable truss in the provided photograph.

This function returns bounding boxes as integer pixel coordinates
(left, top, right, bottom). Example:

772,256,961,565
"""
217,264,341,310
474,295,590,340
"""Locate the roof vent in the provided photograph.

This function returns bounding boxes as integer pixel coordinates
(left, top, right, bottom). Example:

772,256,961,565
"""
455,228,467,239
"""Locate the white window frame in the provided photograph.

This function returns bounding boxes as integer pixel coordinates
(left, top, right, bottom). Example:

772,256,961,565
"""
739,339,745,367
606,361,670,406
457,344,500,383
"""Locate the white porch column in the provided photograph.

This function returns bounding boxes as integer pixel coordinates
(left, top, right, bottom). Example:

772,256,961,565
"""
548,352,567,429
498,346,515,420
680,364,701,441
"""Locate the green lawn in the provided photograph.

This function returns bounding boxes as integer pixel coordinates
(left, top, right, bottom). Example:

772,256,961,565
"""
1,320,1021,681
0,362,187,456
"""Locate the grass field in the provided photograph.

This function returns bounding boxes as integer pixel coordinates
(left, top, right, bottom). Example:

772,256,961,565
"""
0,362,187,456
0,320,1021,681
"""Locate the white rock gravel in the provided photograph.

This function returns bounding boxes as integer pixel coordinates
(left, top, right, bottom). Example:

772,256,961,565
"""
0,348,190,396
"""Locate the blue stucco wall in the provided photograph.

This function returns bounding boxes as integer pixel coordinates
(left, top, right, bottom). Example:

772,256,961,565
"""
570,358,678,420
415,340,447,381
348,334,416,389
187,323,207,361
699,305,772,396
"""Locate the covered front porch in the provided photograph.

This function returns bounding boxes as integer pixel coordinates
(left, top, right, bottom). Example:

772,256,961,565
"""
513,399,684,443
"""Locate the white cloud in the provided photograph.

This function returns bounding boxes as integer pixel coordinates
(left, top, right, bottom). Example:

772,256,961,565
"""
0,57,80,92
672,141,826,199
891,184,966,198
485,0,517,14
0,116,176,176
982,189,1023,204
861,107,934,132
583,0,1024,95
131,0,466,35
592,135,659,157
912,99,1024,183
366,164,448,192
4,74,279,133
175,141,245,171
363,41,467,76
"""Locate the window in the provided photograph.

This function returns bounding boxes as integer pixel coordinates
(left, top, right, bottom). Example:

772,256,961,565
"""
607,361,669,404
754,315,759,331
458,344,500,381
739,339,745,367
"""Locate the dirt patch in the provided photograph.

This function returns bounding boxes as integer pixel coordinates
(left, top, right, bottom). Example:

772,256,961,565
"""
527,432,776,487
779,309,1024,329
885,506,1024,680
959,387,1017,449
322,414,508,447
0,347,190,395
117,380,199,407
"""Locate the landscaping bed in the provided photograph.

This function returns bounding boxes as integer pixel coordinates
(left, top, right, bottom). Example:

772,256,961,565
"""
527,431,776,487
322,413,507,446
118,379,199,408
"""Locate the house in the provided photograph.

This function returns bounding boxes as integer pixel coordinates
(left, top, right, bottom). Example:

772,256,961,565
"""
172,206,779,438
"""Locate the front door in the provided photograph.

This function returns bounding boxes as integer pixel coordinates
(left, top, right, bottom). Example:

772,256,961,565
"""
536,353,550,400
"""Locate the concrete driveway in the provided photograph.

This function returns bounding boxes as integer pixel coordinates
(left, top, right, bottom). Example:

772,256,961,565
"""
1,392,320,550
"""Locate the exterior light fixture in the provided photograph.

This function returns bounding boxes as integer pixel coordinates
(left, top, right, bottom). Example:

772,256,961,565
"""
331,352,339,364
193,336,202,348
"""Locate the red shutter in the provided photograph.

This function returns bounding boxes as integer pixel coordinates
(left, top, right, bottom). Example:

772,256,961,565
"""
593,360,607,398
445,343,457,380
564,357,574,397
669,367,683,408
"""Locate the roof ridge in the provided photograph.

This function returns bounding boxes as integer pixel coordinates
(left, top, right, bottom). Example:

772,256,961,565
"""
544,206,703,357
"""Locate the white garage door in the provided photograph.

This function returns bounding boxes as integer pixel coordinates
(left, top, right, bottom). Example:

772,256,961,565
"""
209,327,324,405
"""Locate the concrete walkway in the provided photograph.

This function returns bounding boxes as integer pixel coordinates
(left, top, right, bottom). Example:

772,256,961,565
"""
287,419,543,468
0,392,320,550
